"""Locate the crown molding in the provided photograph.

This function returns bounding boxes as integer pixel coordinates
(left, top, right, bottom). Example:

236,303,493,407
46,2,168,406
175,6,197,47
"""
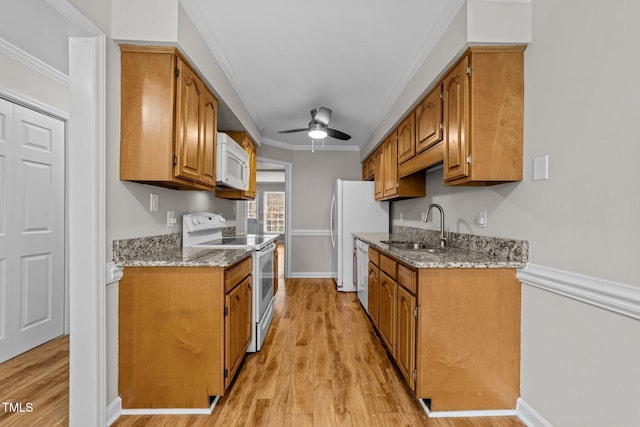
0,38,68,86
261,137,360,152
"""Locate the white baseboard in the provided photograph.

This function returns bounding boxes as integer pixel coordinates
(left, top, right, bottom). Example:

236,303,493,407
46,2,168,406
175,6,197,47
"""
288,272,333,278
517,398,554,427
120,396,220,416
106,397,121,426
518,264,640,320
418,398,516,418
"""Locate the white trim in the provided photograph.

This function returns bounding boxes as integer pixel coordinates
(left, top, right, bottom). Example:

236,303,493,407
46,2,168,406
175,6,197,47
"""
0,38,69,86
120,396,220,416
261,137,360,152
68,33,107,427
291,229,332,237
256,156,292,279
0,84,68,120
288,272,333,279
516,398,554,427
106,397,122,427
105,262,124,286
419,399,516,418
517,264,640,321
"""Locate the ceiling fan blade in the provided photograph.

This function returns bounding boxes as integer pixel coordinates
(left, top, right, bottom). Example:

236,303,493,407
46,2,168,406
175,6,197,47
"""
311,107,332,126
327,128,351,141
278,128,308,134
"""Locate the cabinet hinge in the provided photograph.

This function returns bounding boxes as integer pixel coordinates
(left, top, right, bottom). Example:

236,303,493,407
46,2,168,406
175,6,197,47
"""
175,67,180,78
173,155,177,166
413,306,418,318
439,123,443,131
413,370,417,384
466,155,472,164
224,306,228,316
439,91,443,101
466,66,471,76
224,369,228,379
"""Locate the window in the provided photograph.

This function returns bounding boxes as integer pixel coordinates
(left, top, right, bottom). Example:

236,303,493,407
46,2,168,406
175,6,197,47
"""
247,200,257,220
263,191,285,233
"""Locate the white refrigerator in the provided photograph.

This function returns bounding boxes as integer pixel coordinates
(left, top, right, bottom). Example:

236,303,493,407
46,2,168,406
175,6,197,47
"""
331,179,389,292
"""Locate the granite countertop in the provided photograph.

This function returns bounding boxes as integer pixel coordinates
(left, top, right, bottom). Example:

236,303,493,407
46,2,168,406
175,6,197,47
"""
354,231,527,269
112,232,253,268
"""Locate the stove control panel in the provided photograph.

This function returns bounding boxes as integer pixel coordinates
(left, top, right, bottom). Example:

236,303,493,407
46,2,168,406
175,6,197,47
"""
182,212,226,233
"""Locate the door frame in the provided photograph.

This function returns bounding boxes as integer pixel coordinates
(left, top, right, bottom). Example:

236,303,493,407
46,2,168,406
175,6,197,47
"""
256,156,292,278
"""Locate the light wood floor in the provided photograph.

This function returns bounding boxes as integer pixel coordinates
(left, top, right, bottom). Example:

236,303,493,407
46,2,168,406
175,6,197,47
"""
0,335,69,426
113,279,526,427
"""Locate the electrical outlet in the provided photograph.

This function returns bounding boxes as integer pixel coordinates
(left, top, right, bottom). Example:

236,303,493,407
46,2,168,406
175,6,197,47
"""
167,211,176,227
477,211,487,228
150,193,159,212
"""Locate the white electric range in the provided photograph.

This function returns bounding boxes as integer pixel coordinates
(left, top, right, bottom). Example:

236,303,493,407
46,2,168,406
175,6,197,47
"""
182,212,278,352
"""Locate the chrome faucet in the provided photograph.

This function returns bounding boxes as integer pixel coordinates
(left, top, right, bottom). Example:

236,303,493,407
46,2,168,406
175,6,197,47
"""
422,203,446,248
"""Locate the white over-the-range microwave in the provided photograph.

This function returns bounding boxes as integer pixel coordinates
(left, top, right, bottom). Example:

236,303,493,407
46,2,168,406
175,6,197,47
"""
216,132,249,191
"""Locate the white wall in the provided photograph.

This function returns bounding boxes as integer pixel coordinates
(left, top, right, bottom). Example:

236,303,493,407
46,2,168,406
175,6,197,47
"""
382,1,640,426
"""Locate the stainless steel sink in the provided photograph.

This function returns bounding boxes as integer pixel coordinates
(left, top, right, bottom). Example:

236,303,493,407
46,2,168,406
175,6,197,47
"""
380,240,447,253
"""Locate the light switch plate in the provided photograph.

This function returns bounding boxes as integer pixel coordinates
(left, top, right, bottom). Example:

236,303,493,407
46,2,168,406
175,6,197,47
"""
533,155,549,181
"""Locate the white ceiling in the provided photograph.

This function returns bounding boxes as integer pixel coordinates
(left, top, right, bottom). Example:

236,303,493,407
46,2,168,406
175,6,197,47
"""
1,0,465,151
181,0,465,149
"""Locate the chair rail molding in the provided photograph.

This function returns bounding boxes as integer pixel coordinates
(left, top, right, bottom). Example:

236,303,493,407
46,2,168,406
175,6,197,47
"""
517,264,640,321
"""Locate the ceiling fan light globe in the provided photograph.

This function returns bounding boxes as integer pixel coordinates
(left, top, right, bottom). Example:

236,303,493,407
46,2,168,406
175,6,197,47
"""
308,123,328,139
309,129,328,139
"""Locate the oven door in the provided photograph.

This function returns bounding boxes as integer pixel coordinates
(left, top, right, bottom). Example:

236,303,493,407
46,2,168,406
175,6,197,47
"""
254,242,275,324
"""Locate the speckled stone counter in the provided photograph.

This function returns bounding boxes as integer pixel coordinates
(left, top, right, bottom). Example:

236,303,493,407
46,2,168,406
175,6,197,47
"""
113,232,252,268
354,228,528,269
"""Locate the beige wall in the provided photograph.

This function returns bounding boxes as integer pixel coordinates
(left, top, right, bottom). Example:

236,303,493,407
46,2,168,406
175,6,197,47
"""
0,52,69,113
381,1,640,426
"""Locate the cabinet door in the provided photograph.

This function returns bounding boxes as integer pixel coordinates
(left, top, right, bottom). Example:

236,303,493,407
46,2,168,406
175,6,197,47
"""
368,262,379,327
374,147,384,200
443,56,470,181
382,134,398,198
225,276,252,388
397,113,416,164
416,85,443,153
396,285,416,390
200,89,217,186
174,58,205,183
378,271,397,352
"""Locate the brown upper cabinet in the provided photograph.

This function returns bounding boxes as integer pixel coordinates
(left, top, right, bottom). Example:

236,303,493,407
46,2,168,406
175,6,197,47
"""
443,46,525,185
120,45,218,191
215,131,257,200
415,84,443,154
373,128,426,201
397,113,416,164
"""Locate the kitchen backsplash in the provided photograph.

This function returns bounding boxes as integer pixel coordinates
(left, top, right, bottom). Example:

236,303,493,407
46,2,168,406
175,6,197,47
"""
392,225,529,263
113,226,237,261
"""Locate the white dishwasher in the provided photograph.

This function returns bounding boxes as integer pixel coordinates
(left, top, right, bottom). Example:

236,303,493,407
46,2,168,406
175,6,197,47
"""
355,239,369,312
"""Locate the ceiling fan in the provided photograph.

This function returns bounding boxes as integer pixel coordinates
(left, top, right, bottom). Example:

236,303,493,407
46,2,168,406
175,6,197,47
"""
278,107,351,141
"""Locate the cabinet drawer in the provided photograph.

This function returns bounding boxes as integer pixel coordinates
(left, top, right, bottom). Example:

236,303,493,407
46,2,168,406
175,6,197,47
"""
225,256,252,293
398,263,416,294
368,247,380,266
380,254,397,280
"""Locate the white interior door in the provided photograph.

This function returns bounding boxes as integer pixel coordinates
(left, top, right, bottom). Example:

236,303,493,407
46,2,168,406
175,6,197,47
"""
0,99,65,363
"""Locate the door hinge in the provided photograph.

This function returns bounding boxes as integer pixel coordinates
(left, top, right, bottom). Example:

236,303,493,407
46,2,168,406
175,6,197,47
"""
175,67,180,78
224,306,228,316
466,155,472,164
224,369,228,379
173,155,177,166
466,65,471,76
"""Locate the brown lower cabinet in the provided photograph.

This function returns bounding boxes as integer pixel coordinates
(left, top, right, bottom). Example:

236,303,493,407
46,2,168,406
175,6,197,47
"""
118,256,252,409
367,247,520,412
